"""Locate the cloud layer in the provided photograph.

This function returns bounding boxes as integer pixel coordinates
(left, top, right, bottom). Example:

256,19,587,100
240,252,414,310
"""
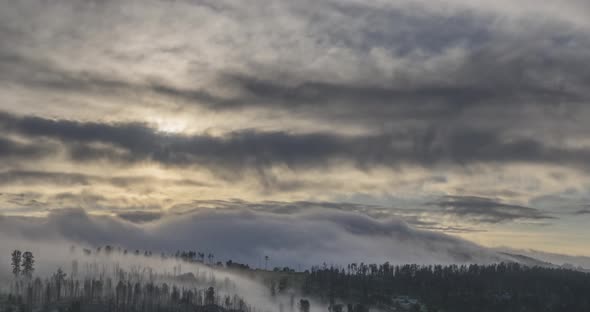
0,208,507,268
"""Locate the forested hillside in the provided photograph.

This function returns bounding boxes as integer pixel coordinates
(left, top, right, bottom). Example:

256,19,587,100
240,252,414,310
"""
2,246,590,312
298,262,590,312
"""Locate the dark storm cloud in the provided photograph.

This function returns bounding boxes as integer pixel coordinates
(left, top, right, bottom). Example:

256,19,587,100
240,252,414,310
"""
428,195,555,223
1,111,590,172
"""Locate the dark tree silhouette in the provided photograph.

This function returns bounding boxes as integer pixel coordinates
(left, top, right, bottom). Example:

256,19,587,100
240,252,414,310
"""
21,251,34,279
54,268,67,301
205,287,216,305
303,262,590,312
298,299,310,312
10,250,22,278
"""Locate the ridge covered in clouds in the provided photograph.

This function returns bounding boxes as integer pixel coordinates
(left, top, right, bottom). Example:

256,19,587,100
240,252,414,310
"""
0,208,507,268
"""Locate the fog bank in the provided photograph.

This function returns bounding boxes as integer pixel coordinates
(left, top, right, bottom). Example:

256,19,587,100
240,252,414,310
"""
0,208,509,269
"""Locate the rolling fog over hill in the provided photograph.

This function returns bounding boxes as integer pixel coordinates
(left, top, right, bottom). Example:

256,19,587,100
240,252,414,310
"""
2,238,590,312
1,208,508,268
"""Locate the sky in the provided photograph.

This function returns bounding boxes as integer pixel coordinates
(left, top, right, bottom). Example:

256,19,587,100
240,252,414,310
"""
1,0,590,263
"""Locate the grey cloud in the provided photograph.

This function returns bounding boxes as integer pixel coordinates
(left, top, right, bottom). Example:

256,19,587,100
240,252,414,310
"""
0,170,92,186
428,195,555,223
168,199,479,232
0,136,57,160
169,199,390,218
220,70,583,119
0,169,210,188
116,210,164,223
0,1,588,187
2,47,585,139
0,52,236,110
0,53,127,94
5,50,583,132
528,191,590,215
0,192,47,214
0,194,482,232
1,1,589,130
205,3,590,128
51,191,161,212
2,111,590,174
0,191,161,215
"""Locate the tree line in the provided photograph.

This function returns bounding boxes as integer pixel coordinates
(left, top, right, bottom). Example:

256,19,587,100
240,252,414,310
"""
10,250,35,280
301,262,590,312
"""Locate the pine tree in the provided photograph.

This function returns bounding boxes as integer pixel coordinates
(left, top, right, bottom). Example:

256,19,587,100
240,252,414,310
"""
54,268,67,301
299,299,310,312
205,287,215,305
11,250,22,278
21,251,34,279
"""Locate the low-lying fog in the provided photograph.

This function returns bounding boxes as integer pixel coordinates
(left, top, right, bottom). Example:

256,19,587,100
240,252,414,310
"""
0,208,508,270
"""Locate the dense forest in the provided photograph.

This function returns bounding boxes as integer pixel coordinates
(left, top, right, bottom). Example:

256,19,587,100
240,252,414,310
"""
300,262,590,312
3,246,590,312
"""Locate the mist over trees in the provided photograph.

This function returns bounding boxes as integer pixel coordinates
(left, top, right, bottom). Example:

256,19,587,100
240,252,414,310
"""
21,252,34,280
1,247,261,312
3,245,590,312
10,250,34,281
10,251,21,279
